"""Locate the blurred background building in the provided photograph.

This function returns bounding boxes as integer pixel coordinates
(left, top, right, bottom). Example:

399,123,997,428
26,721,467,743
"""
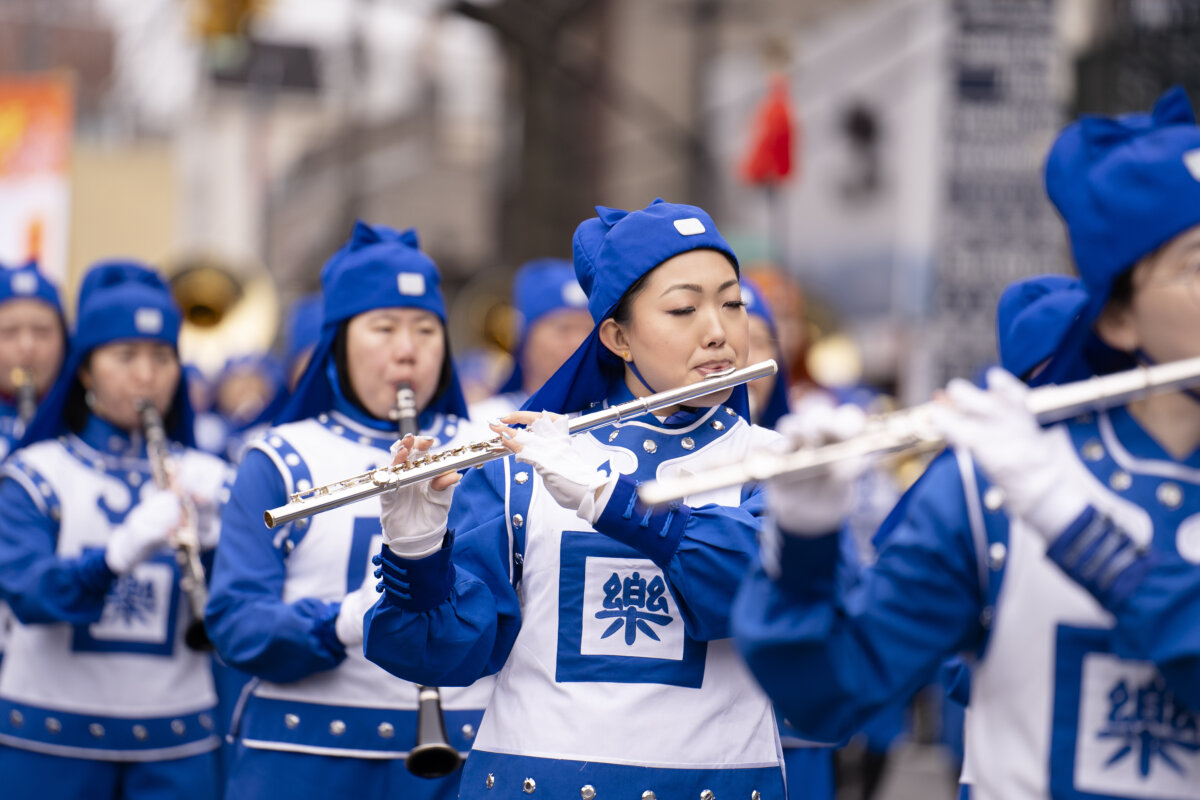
2,0,1198,399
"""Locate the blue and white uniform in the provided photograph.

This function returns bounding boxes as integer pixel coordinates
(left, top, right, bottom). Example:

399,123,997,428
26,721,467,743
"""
734,87,1200,800
0,260,224,800
206,220,492,800
364,200,788,799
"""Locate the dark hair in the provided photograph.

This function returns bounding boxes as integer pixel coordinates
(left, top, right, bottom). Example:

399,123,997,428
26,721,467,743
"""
1108,269,1135,310
333,320,454,418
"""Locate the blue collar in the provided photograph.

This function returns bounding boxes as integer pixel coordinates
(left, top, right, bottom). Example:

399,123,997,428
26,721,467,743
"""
1108,405,1200,470
77,414,149,460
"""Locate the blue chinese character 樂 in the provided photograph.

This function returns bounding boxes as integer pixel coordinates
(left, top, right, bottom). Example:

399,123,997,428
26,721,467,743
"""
594,571,673,645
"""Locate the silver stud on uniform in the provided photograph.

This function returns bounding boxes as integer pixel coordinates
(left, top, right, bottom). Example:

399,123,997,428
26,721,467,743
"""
284,714,300,729
9,710,22,727
1109,471,1133,491
523,778,537,794
462,723,476,739
378,722,395,738
643,440,657,454
642,792,657,800
681,437,695,451
710,420,725,431
485,774,495,789
608,430,619,442
751,792,761,800
512,514,524,528
581,785,596,800
171,719,186,735
987,542,1007,571
90,723,105,738
45,718,61,734
515,471,530,485
726,407,736,416
982,487,1005,512
330,720,346,736
133,725,148,741
700,791,716,800
1082,440,1104,461
1157,482,1183,510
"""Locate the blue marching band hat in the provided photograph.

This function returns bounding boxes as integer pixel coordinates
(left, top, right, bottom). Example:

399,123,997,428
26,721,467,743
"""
524,198,751,418
275,220,469,425
21,260,195,447
497,258,588,395
0,260,63,316
740,277,791,428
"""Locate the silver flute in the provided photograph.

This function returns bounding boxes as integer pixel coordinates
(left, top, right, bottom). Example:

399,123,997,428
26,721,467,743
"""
638,355,1200,506
263,360,778,528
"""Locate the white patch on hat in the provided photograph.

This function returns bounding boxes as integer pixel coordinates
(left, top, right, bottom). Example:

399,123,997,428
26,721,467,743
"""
1185,148,1200,182
562,280,587,307
398,272,426,297
673,217,706,236
10,272,37,296
134,307,164,334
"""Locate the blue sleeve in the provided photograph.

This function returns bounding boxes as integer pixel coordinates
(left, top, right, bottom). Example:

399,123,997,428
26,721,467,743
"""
1045,507,1200,709
363,459,521,687
593,474,770,641
731,452,987,743
204,448,346,683
0,468,116,624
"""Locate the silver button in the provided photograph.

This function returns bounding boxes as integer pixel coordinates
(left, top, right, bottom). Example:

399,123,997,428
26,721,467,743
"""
726,407,736,416
988,542,1007,570
642,793,657,800
523,778,537,794
681,437,695,451
171,719,186,735
462,723,476,739
45,717,61,734
127,471,142,486
1157,482,1183,509
330,720,347,736
982,487,1005,512
1081,439,1104,461
284,714,300,729
377,721,395,738
331,425,345,435
700,791,715,800
515,471,530,485
608,430,619,442
643,440,657,454
199,714,214,731
512,514,524,528
752,792,761,800
9,710,22,727
486,774,495,789
90,723,105,738
710,420,725,431
1109,471,1132,491
581,785,596,800
133,724,148,741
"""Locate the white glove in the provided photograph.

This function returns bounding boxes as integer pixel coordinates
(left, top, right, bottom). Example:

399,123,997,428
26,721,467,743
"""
175,456,233,551
510,414,615,525
335,581,380,648
106,488,183,574
380,438,456,559
766,404,868,536
930,367,1090,541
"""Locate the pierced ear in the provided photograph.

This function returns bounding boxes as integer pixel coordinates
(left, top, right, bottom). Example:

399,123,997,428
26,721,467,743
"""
1094,302,1139,353
598,318,631,361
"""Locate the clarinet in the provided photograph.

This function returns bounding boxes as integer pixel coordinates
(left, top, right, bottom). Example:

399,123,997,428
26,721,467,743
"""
390,383,464,779
137,400,212,652
11,367,36,440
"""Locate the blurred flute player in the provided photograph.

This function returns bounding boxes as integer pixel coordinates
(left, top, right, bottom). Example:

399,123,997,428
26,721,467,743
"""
205,222,493,800
362,199,803,798
0,261,229,800
471,258,592,420
0,261,66,458
733,87,1200,799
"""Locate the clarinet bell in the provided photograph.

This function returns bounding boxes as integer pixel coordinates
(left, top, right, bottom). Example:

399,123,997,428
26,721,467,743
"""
406,686,463,778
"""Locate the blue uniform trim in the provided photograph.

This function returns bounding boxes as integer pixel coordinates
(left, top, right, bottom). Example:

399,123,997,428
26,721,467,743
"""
1046,506,1157,609
594,474,692,567
253,432,315,552
460,749,785,799
237,695,482,757
504,458,535,588
375,540,454,611
2,456,63,522
0,697,218,761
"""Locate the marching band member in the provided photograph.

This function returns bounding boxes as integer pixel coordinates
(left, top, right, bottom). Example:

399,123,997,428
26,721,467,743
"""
470,258,592,421
733,87,1200,798
0,261,229,800
205,222,493,800
742,277,792,430
363,199,793,798
0,262,66,671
